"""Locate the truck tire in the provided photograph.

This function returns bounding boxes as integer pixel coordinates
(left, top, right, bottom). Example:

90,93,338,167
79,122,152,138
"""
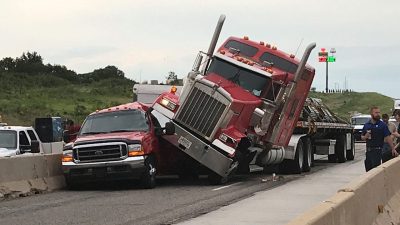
282,139,304,174
346,134,355,160
141,156,156,189
336,134,347,163
302,137,312,172
328,154,337,163
208,172,228,185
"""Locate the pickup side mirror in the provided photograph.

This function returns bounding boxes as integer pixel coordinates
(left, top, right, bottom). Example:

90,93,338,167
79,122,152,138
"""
30,140,40,153
165,122,175,135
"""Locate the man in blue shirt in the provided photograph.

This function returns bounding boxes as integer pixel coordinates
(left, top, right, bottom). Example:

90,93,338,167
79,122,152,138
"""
361,106,398,171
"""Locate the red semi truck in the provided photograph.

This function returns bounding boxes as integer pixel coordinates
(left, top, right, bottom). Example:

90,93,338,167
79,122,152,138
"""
152,15,354,184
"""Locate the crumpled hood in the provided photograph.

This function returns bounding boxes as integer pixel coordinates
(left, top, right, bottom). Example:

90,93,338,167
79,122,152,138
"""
75,132,146,144
0,148,17,157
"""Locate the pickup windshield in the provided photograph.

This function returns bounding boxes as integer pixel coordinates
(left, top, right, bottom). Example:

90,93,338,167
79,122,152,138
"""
206,58,270,97
0,130,17,149
80,110,149,135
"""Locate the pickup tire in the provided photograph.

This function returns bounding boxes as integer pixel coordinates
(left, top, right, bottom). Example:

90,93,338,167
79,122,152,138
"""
336,134,347,163
65,177,78,190
346,134,355,160
141,156,156,189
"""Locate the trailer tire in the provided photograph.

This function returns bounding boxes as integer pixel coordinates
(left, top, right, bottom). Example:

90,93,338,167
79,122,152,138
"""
141,156,156,189
302,137,312,172
346,134,355,160
336,134,347,163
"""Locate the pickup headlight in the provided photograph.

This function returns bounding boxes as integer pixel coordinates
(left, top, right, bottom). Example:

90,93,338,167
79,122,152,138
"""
62,150,73,162
160,98,177,111
128,144,144,157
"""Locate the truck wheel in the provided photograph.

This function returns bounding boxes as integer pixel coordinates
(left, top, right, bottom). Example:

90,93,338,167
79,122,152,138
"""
336,134,347,163
141,157,156,189
208,172,228,185
302,138,312,172
282,139,304,174
328,154,337,163
346,134,355,160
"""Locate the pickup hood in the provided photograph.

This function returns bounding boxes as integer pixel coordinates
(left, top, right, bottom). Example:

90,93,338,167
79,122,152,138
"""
353,125,364,130
0,148,17,157
74,132,146,144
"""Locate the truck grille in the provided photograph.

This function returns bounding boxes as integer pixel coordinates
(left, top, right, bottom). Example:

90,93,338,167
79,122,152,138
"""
175,82,230,140
73,142,127,162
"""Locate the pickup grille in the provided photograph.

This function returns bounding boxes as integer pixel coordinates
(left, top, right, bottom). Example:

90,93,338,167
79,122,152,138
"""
73,143,127,162
175,82,230,140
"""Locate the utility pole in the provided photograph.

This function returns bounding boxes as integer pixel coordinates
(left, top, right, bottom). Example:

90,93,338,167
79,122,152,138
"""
326,59,329,93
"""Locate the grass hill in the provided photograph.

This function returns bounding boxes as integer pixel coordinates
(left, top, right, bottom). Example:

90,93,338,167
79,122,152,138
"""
309,91,394,120
0,52,135,126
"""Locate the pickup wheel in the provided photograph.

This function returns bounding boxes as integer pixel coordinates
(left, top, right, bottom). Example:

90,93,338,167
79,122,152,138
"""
141,156,156,189
208,172,228,185
336,134,347,163
65,177,78,190
302,137,312,172
346,134,355,160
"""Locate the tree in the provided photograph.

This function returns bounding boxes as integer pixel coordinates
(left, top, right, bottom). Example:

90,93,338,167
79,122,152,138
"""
14,51,46,74
166,71,179,85
0,57,15,71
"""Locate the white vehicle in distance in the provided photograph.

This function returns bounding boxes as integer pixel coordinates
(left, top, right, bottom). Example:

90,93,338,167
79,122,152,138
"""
351,114,370,142
0,125,42,157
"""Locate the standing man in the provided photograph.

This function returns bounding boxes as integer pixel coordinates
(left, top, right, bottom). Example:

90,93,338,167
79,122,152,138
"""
361,106,398,171
382,113,397,163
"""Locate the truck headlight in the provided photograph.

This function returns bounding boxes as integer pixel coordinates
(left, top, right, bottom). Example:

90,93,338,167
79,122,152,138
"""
62,150,73,162
160,98,176,111
128,144,144,157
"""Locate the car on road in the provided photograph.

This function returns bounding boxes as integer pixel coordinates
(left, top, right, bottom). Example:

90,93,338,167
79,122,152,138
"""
61,102,182,189
351,114,370,142
0,125,42,157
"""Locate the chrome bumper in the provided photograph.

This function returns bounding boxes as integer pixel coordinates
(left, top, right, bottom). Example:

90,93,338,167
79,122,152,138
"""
62,156,146,181
163,122,233,177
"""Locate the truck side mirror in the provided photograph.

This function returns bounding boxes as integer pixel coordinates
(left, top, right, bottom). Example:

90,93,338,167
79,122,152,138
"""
63,130,70,143
154,127,163,136
165,122,175,135
30,140,40,153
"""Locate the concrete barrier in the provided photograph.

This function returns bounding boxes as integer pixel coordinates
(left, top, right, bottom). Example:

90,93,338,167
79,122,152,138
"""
287,157,400,225
0,154,65,200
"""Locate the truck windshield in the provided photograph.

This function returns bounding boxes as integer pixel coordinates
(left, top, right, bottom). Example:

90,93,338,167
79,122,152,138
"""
351,117,370,125
207,58,270,97
0,130,17,149
80,110,149,135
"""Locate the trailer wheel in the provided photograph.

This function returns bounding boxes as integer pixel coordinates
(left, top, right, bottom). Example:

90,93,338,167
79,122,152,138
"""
302,138,312,172
346,134,355,160
141,156,156,189
336,134,347,163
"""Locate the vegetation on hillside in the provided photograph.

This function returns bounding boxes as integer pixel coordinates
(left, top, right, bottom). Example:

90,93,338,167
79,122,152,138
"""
0,52,135,126
309,91,394,120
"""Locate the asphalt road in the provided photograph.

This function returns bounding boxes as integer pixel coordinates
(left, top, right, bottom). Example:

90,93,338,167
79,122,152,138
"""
0,144,366,225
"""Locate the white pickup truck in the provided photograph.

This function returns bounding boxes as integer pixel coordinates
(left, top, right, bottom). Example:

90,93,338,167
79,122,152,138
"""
0,125,42,157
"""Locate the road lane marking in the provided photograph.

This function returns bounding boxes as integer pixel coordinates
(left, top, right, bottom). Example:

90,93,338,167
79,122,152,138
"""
212,182,242,191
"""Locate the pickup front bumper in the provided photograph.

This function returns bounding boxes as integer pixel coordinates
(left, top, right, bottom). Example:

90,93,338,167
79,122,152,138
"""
62,156,146,182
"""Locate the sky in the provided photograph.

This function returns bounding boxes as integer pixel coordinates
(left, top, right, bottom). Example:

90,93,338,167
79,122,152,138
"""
1,0,400,98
